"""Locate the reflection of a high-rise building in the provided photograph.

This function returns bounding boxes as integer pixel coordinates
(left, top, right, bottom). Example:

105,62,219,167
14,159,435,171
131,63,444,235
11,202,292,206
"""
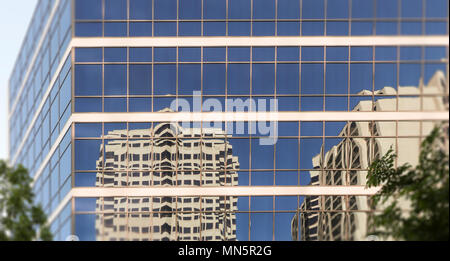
95,120,240,241
292,71,449,241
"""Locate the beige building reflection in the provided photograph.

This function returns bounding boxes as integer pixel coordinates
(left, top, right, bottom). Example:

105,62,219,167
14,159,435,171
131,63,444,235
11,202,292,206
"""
94,120,240,241
292,70,449,241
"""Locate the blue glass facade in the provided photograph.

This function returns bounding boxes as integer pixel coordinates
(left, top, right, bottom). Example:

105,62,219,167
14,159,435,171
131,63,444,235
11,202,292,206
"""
8,0,449,241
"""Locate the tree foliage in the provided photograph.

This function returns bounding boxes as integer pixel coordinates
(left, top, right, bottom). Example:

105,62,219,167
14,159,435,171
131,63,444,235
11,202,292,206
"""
366,126,449,241
0,160,52,241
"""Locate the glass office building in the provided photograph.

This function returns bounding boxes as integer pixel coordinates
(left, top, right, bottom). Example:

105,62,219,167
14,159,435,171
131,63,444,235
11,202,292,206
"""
8,0,449,241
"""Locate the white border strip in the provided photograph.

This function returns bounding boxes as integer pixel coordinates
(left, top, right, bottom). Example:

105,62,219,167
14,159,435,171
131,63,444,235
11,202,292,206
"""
70,186,380,197
9,0,61,118
72,111,450,122
72,36,449,47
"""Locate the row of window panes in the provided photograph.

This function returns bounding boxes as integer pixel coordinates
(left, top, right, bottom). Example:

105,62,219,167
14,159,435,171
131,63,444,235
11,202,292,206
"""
9,60,72,163
33,131,72,216
74,20,448,37
10,0,71,109
9,0,60,104
74,46,449,62
73,136,426,171
75,0,448,21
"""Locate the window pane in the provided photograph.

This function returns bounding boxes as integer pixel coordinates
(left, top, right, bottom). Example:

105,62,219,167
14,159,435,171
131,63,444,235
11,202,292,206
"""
228,64,250,95
76,0,102,20
104,65,127,95
130,0,153,20
179,0,201,20
203,64,226,95
154,64,177,95
129,65,152,95
229,0,251,19
105,0,127,20
155,0,177,20
75,140,102,171
75,65,102,96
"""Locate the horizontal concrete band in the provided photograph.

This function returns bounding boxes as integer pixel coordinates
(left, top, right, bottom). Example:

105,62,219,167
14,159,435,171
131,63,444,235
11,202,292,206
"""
72,111,450,122
72,36,450,47
70,186,380,197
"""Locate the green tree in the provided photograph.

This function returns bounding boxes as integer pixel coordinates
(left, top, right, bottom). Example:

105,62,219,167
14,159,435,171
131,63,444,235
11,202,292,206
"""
366,126,449,241
0,160,52,241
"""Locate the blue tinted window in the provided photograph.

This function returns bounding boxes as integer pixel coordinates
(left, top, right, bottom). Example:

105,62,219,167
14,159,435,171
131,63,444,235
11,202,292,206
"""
154,48,177,62
179,22,201,36
252,141,274,169
253,0,275,19
203,64,226,95
130,22,153,36
104,48,127,62
76,48,102,62
327,21,349,36
425,22,447,35
129,98,152,112
277,21,300,36
351,22,373,35
104,65,127,95
75,198,97,212
75,140,102,170
375,63,397,91
352,0,374,18
401,22,422,35
377,0,398,18
204,0,226,19
75,65,102,96
402,0,422,17
154,64,177,95
302,0,324,19
204,47,226,62
277,63,299,95
75,214,96,241
75,22,102,37
351,64,373,93
253,47,275,61
154,22,177,36
326,63,348,94
130,0,153,20
253,22,276,36
252,64,275,95
155,0,177,20
75,98,102,112
105,0,127,20
179,64,201,95
204,22,227,36
425,47,447,60
327,0,348,18
228,64,250,95
375,47,397,61
302,21,324,36
130,48,152,62
129,65,152,95
400,47,422,60
179,0,201,19
76,0,102,20
228,47,250,61
76,123,102,138
351,47,372,61
426,0,448,17
302,47,324,61
179,48,201,62
278,96,299,111
75,173,97,187
104,98,127,112
277,47,300,61
278,0,300,19
229,22,251,36
376,22,398,35
327,47,349,61
301,64,324,95
399,63,421,86
229,0,251,19
276,139,299,169
105,22,127,37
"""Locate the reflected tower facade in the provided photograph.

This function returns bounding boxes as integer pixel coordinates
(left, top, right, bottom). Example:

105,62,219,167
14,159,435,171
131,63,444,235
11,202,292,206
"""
95,120,239,241
293,71,449,241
